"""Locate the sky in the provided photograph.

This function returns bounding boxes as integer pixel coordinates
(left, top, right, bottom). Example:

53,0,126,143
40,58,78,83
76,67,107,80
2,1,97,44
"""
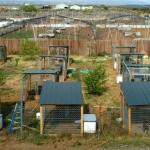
0,0,150,5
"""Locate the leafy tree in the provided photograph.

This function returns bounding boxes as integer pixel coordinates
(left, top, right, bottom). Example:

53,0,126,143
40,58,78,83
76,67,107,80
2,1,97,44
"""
20,39,39,60
101,5,108,10
20,4,38,12
84,64,107,95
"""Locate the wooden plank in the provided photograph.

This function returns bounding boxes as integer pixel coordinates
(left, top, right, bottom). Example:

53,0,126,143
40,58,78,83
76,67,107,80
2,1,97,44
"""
80,105,84,136
23,125,39,133
40,106,43,134
128,106,131,135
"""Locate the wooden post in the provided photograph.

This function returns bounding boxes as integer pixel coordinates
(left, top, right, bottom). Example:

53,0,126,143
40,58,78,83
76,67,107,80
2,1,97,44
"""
29,74,31,91
80,105,84,136
62,60,66,81
40,106,43,134
44,57,46,69
128,106,131,135
122,97,125,128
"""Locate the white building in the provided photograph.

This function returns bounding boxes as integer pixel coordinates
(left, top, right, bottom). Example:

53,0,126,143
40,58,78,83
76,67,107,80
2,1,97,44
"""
10,7,19,11
70,5,81,10
82,6,93,10
55,4,69,10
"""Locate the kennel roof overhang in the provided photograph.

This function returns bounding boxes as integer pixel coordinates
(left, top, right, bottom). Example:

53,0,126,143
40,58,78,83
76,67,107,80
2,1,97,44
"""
127,64,150,68
112,45,136,54
39,55,67,60
120,52,144,56
112,45,136,49
121,82,150,106
49,45,69,48
40,81,83,105
22,69,59,76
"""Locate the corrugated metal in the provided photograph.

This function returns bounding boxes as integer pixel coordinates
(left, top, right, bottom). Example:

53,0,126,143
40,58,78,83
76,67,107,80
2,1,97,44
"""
121,82,150,106
40,81,83,105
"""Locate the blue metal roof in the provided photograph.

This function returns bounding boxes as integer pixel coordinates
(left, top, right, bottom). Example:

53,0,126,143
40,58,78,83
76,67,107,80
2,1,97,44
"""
40,81,83,105
23,69,58,75
121,82,150,106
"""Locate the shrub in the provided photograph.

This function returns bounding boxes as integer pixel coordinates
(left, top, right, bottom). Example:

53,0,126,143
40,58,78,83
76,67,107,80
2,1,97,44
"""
0,70,8,85
72,69,81,81
20,4,38,12
20,39,39,60
91,51,110,57
84,64,107,95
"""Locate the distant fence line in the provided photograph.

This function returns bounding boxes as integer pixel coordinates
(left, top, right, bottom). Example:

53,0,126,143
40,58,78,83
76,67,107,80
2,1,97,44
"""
0,38,149,56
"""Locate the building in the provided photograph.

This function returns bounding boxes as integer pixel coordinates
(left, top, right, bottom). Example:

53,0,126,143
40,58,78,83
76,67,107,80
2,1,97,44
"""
55,4,68,10
121,82,150,134
40,81,84,135
42,5,51,9
70,5,81,10
81,6,93,10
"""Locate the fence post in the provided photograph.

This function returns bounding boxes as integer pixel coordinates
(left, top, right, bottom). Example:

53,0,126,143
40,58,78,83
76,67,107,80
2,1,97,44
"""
128,106,131,135
80,105,84,136
40,106,43,134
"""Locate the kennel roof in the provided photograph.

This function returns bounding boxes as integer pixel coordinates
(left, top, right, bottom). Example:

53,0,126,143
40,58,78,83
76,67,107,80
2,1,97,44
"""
121,82,150,106
22,69,59,75
40,81,83,105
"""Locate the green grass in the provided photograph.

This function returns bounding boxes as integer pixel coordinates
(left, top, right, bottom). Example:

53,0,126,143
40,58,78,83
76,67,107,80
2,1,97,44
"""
3,29,34,39
101,135,150,148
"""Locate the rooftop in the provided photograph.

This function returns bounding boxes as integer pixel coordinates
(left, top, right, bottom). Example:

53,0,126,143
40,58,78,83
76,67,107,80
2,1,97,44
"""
121,82,150,106
22,69,58,75
40,81,83,105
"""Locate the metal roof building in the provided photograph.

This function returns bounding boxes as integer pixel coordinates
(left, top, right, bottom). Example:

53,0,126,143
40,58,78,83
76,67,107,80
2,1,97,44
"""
121,82,150,106
121,82,150,134
40,81,83,105
39,81,84,135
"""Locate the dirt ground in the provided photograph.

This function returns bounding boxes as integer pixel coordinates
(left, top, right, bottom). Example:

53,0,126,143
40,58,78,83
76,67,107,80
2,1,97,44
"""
0,133,150,150
0,55,150,150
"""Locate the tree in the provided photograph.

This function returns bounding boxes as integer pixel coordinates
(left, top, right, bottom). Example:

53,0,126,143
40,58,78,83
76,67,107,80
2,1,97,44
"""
20,4,38,12
84,64,107,95
101,5,108,11
20,39,39,60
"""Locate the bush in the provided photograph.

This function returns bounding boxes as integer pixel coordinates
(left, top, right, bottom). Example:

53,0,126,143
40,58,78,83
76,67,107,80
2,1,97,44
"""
91,51,110,57
0,70,8,85
84,64,107,95
20,4,38,12
20,39,39,60
72,69,81,81
101,5,108,10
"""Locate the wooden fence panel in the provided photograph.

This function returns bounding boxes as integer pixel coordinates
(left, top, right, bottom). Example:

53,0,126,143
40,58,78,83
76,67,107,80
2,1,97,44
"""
0,38,149,56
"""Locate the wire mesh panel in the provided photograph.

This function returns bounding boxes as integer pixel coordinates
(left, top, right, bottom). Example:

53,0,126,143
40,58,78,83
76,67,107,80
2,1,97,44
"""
131,106,150,134
43,105,81,134
48,46,69,57
123,65,150,82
